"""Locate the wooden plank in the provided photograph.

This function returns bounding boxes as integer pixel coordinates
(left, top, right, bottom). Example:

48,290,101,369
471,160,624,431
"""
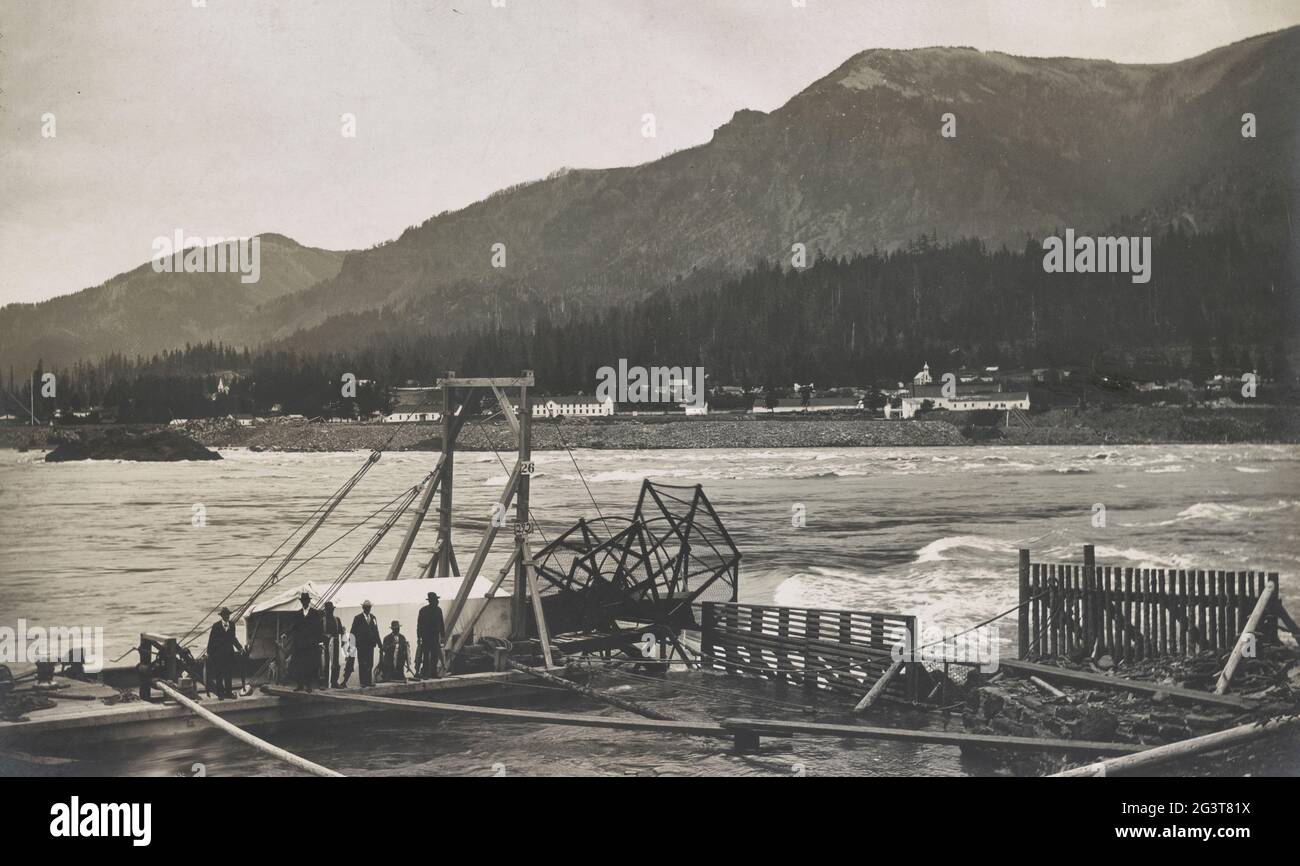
853,657,905,713
1123,568,1134,661
805,610,823,691
1177,570,1188,656
707,626,897,666
1219,571,1231,650
722,718,1141,756
1208,571,1220,650
1143,568,1153,658
437,374,535,388
1157,570,1167,655
267,686,729,737
1104,567,1115,657
775,607,792,683
1082,546,1095,653
1030,563,1041,657
1197,570,1207,651
999,659,1256,709
1237,572,1249,642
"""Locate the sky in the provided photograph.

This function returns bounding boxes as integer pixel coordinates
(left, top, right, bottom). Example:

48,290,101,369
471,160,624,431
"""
1,0,1297,306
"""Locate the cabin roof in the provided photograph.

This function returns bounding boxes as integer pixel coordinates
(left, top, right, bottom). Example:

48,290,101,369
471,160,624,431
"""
248,577,496,615
541,394,609,404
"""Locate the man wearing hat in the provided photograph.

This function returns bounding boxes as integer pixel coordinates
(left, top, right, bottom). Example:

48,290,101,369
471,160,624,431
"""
349,600,382,686
286,591,324,692
416,591,446,679
205,606,244,699
380,620,410,683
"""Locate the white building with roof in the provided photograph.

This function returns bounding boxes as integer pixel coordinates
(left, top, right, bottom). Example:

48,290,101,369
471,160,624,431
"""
533,395,615,418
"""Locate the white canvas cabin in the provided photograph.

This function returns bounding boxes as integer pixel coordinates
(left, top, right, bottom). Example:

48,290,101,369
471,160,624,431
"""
243,576,511,660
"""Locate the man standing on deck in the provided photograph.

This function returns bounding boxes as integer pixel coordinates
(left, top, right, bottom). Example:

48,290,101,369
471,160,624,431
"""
205,607,244,699
287,591,323,692
416,591,446,679
350,600,382,687
322,601,346,688
380,620,410,683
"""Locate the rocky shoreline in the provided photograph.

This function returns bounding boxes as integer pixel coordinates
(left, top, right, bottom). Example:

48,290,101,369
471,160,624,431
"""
2,406,1296,454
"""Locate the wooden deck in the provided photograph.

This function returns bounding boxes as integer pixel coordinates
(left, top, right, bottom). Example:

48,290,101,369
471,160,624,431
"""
0,669,536,749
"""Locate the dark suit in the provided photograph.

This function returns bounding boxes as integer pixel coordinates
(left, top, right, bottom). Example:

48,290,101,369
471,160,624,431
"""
350,611,382,686
416,603,445,678
287,607,323,688
205,620,241,697
380,632,410,683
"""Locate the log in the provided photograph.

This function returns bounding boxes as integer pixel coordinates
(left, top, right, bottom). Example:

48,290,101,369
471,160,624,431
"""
722,718,1141,755
854,657,904,713
1028,676,1067,699
998,659,1254,709
157,682,343,777
1051,714,1300,777
1215,580,1277,694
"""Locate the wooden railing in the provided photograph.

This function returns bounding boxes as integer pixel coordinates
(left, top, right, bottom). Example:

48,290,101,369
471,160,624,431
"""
700,602,920,701
1018,546,1280,661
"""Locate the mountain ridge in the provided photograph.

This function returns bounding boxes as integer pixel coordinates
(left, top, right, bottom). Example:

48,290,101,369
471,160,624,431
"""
3,26,1296,371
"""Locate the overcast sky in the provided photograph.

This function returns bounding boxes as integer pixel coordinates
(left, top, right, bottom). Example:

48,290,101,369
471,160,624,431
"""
1,0,1296,305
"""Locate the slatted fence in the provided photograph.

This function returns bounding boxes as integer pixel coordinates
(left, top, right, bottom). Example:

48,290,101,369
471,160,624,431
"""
1018,546,1280,661
700,602,920,700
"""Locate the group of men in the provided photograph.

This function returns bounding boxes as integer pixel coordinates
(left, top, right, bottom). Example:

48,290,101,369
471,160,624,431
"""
285,591,447,690
205,591,447,697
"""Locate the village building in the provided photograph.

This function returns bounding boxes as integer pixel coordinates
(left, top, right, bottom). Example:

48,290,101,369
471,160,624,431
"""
533,395,616,418
893,389,1030,419
753,396,860,414
384,386,443,423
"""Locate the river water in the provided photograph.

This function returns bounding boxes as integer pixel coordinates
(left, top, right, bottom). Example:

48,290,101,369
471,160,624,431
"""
1,444,1297,775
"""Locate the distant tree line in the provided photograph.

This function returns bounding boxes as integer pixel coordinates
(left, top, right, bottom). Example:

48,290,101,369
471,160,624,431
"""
5,227,1292,423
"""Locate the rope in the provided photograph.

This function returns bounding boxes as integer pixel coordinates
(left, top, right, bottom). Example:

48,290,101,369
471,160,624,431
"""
176,447,386,651
314,476,430,608
912,590,1049,653
471,417,552,550
548,415,613,539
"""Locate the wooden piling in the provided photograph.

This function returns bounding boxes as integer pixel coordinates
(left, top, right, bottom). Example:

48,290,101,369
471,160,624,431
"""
1018,549,1031,659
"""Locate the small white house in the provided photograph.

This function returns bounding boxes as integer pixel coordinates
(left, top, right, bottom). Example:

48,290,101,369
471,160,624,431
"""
684,403,709,416
533,395,615,418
